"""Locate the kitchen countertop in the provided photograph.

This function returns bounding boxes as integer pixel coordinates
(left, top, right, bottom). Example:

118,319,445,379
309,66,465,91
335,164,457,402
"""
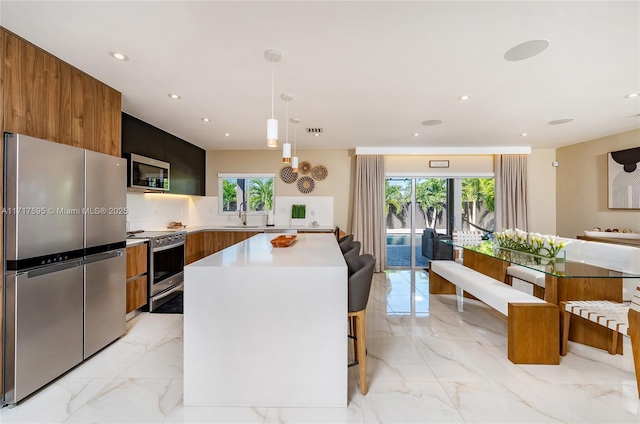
184,233,346,407
126,238,148,247
183,224,335,234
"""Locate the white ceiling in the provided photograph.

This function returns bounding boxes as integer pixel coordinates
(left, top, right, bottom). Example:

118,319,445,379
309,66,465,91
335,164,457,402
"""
1,1,639,152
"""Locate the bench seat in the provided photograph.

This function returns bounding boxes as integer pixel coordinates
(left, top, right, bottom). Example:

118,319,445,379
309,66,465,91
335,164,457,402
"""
431,261,547,315
507,265,546,289
429,260,559,365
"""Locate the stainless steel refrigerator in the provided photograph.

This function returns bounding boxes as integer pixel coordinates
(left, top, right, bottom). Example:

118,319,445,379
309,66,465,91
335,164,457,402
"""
3,133,127,405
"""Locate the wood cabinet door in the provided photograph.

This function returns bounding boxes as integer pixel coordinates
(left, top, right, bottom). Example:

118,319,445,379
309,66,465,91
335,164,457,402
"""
93,80,121,156
205,231,222,256
4,32,72,144
70,69,95,149
186,232,206,265
126,244,148,279
72,73,121,156
126,276,148,313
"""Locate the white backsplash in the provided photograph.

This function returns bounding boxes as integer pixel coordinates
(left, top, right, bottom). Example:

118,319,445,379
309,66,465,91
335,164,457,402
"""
127,193,334,230
126,192,190,231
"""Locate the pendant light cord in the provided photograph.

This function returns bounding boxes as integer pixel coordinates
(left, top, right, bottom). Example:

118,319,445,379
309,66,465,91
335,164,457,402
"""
271,59,275,119
293,123,297,155
285,99,289,142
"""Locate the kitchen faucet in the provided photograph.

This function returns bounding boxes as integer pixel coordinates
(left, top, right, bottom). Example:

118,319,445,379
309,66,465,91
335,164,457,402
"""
238,202,247,226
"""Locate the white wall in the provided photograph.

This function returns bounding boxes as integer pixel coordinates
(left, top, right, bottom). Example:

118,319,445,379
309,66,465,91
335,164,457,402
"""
528,149,557,235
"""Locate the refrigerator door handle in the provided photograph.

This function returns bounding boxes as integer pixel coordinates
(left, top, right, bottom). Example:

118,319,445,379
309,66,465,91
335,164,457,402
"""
82,250,124,265
26,260,84,278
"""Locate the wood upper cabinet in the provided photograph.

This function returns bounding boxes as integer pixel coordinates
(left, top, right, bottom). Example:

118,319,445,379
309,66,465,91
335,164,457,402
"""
3,29,121,156
71,72,121,156
4,31,72,144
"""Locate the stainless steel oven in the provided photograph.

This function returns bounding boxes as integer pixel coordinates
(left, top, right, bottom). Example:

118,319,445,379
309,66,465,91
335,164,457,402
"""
129,230,185,311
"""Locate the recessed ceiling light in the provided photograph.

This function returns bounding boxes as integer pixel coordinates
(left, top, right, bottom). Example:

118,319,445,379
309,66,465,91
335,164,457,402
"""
224,133,230,137
521,133,528,137
548,118,574,125
421,119,443,126
168,94,181,100
108,51,128,61
625,93,640,98
413,133,419,137
504,39,549,61
459,95,470,101
201,118,211,122
314,133,320,137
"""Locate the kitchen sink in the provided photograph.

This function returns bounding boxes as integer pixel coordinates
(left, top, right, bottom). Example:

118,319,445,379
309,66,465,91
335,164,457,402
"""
223,225,260,228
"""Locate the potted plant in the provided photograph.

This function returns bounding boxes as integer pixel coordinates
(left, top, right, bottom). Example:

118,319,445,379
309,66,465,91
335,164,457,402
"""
291,204,306,227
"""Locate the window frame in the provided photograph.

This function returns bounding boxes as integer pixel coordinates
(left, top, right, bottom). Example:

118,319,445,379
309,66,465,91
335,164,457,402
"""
218,173,276,215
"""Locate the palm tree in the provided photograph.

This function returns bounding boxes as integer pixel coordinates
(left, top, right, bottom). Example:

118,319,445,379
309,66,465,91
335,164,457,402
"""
385,180,409,228
415,178,447,229
462,178,495,230
462,178,482,226
249,178,274,211
222,179,237,211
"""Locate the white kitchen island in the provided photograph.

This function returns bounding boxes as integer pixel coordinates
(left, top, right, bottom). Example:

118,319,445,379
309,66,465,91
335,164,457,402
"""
183,233,347,407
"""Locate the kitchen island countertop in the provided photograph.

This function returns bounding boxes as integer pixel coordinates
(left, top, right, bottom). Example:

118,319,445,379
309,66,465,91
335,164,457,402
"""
183,233,347,407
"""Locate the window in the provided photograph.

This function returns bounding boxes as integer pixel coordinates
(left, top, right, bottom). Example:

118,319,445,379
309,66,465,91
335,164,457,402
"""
218,173,275,214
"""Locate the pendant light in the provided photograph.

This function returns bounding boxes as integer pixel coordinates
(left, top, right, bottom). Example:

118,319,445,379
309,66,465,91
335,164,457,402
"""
265,50,282,148
290,117,300,171
281,94,293,163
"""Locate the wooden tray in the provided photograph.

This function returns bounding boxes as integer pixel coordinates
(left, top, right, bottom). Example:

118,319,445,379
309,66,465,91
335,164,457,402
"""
271,235,297,248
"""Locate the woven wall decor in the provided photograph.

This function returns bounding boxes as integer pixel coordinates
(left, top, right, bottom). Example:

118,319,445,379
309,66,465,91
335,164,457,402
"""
297,176,315,194
311,165,328,181
280,166,298,183
298,161,312,174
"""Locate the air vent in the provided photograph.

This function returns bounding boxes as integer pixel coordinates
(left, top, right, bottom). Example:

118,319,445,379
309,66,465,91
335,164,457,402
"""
306,128,323,134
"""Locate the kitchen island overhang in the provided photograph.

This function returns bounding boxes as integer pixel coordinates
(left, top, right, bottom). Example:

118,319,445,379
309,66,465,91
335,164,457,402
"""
184,233,348,407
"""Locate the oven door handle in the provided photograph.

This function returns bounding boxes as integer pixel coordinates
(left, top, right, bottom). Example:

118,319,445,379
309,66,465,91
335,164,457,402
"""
151,282,184,302
152,241,185,253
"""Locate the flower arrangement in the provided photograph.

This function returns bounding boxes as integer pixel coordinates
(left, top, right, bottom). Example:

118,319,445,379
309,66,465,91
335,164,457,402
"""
494,228,569,259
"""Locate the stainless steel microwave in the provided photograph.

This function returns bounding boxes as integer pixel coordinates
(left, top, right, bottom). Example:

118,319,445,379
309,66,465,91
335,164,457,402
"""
128,153,170,191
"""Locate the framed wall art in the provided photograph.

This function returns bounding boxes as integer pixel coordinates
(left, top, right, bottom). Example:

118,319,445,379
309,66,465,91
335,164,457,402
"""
607,146,640,209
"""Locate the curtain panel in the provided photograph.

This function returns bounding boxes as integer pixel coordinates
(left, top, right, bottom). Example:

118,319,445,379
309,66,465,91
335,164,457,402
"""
351,155,386,272
494,154,530,231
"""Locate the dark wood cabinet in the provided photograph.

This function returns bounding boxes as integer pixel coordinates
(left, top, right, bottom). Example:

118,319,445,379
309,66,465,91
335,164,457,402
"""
126,243,148,313
122,113,205,195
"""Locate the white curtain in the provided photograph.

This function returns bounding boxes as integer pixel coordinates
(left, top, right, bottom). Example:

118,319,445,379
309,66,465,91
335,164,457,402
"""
351,155,386,272
494,154,530,231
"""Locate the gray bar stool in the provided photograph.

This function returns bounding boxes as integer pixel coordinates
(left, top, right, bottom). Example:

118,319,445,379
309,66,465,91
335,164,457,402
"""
348,254,375,395
342,241,361,277
338,235,354,252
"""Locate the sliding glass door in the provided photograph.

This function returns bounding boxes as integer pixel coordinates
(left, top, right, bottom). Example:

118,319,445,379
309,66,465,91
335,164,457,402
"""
386,177,449,268
386,176,494,269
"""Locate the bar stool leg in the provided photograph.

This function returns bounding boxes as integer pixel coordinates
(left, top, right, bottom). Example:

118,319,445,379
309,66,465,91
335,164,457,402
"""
354,309,368,395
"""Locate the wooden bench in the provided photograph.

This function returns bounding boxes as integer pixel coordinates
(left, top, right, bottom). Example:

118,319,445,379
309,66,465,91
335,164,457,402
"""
429,260,559,365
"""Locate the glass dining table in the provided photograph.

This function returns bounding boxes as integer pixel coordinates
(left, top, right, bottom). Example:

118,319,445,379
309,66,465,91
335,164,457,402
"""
441,240,640,354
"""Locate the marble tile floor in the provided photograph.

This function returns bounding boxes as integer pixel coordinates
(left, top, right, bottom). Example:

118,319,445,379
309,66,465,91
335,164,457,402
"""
1,270,639,423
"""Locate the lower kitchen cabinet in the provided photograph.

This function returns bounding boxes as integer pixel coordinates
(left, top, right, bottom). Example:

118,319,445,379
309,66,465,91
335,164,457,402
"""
126,243,148,313
186,232,205,265
185,231,261,264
